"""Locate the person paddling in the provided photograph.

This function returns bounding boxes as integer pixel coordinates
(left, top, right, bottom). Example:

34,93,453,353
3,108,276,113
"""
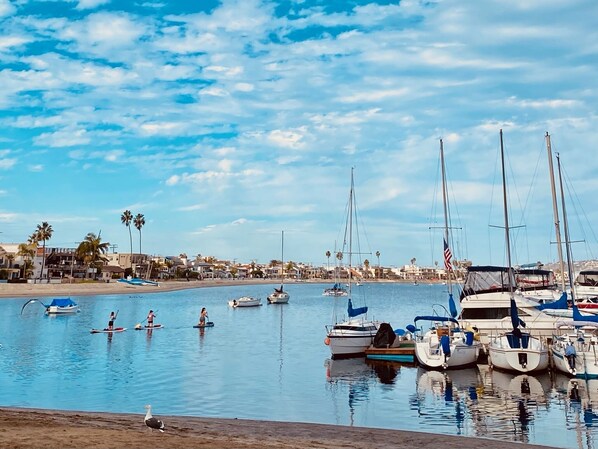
147,310,156,328
198,307,208,327
108,311,117,331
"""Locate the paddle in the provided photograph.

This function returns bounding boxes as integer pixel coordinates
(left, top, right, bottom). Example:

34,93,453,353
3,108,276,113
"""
135,310,158,329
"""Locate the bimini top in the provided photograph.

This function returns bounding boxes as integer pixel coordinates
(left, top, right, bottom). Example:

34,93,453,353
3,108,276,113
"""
413,316,459,325
48,298,77,307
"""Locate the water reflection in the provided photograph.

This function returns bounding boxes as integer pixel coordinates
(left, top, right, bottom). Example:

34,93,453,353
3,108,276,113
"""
325,358,373,426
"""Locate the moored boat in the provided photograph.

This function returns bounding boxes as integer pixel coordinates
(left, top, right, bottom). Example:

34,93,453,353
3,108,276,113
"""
228,296,262,308
21,297,80,315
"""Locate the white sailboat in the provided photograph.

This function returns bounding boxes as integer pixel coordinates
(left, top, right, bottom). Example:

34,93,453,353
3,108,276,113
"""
325,168,379,358
268,230,290,304
412,139,481,370
487,130,549,374
551,152,598,379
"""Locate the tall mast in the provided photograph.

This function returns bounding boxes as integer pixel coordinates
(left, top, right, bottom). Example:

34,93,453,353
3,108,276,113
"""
281,230,284,287
348,167,354,297
440,139,452,295
545,132,566,290
556,153,576,301
500,129,515,297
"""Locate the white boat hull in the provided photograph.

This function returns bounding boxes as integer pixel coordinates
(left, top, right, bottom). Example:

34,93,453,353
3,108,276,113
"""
414,337,480,370
45,305,79,315
552,329,598,379
267,291,289,304
488,333,549,373
326,319,379,358
228,296,262,308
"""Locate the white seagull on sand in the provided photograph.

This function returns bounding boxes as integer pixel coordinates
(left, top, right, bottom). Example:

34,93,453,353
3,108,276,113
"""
144,405,165,432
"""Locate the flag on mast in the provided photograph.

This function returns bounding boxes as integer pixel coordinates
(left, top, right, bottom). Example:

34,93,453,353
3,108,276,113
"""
443,238,453,271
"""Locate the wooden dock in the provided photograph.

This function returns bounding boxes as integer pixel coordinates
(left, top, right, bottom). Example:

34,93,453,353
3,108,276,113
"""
365,340,415,363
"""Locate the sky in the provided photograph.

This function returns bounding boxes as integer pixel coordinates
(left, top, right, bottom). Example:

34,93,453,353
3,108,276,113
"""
0,0,597,269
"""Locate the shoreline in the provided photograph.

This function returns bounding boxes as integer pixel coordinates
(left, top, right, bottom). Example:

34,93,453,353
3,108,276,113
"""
0,407,557,449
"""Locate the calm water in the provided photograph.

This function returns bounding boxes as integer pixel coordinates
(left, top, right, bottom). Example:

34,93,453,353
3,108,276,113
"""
0,282,596,449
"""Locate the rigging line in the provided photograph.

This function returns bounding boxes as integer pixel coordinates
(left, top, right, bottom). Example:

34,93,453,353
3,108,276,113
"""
561,162,598,261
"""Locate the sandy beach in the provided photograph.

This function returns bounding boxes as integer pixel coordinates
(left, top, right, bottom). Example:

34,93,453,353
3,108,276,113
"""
0,407,556,449
0,280,558,449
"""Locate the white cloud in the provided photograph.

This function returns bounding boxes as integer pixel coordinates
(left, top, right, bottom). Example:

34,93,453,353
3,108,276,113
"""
28,164,43,172
178,204,204,211
0,0,16,17
0,158,16,169
35,128,90,147
268,128,307,149
75,0,111,10
166,175,180,186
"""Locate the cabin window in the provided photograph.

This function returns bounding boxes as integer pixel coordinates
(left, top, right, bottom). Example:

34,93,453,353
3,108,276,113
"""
461,307,510,320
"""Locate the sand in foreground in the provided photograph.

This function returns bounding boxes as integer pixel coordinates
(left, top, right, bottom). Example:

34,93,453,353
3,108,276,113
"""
0,408,557,449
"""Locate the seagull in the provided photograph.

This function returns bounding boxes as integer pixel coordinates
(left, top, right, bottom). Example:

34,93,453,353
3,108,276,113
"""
144,404,165,432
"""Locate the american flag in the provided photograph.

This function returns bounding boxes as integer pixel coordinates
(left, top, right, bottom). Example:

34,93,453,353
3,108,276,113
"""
443,238,453,271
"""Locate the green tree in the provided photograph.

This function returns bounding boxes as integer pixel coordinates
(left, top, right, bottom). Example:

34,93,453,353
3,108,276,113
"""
34,222,53,281
120,210,133,265
134,213,145,254
17,243,36,279
76,233,110,280
325,250,331,278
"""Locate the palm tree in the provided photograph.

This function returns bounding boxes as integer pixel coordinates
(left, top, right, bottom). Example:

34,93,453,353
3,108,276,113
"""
34,222,53,282
17,243,36,279
134,213,145,255
375,250,381,279
76,233,110,280
120,210,133,267
363,259,370,279
325,250,331,278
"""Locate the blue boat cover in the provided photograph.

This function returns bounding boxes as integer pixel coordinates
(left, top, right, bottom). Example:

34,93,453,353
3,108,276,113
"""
536,292,569,311
49,298,77,307
510,298,526,329
347,298,368,318
448,293,458,318
440,335,451,356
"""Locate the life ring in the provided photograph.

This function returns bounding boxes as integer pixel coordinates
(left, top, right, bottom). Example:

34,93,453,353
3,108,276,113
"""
324,337,330,346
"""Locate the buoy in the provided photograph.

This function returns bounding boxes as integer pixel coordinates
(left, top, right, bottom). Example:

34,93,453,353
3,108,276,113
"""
324,337,330,345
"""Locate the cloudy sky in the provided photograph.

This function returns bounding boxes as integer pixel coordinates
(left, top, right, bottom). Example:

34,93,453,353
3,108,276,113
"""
0,0,597,268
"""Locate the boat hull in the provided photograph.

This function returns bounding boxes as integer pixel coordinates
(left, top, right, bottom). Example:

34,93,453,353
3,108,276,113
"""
45,305,79,315
488,334,549,373
326,319,380,358
267,291,289,304
229,297,262,307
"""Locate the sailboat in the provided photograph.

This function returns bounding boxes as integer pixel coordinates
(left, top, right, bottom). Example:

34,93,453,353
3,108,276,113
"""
325,168,379,358
487,130,549,374
267,230,290,304
551,152,598,378
412,139,481,370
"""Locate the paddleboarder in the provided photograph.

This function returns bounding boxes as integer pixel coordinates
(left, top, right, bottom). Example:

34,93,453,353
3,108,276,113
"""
147,310,156,328
198,307,208,327
108,311,117,331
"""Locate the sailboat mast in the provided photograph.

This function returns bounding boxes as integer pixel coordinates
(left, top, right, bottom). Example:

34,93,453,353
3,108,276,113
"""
348,168,354,296
545,132,566,291
499,129,515,296
556,153,576,300
440,139,452,294
281,230,284,286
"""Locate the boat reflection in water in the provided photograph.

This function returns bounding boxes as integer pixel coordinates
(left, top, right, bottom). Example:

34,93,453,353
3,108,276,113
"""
554,374,598,447
476,365,552,443
412,366,482,435
325,358,373,426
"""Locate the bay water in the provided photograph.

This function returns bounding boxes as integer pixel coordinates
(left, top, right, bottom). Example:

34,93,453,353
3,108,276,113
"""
0,282,595,449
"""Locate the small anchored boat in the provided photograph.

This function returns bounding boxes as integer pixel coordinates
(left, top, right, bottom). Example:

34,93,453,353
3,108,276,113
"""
21,297,79,315
228,296,262,308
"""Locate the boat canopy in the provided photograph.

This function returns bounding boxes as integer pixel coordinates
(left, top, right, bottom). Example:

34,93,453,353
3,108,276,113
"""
49,298,77,307
515,268,557,291
576,270,598,286
414,316,459,325
460,265,515,300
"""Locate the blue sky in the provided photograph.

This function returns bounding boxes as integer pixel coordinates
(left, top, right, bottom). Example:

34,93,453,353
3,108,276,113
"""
0,0,597,268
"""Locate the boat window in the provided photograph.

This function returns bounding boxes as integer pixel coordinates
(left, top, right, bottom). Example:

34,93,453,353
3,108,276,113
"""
577,272,598,286
460,307,510,320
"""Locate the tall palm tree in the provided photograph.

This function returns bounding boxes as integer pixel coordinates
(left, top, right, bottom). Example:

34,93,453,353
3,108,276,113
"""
325,250,331,278
35,222,53,281
376,250,381,279
76,233,110,280
134,213,145,255
120,210,133,267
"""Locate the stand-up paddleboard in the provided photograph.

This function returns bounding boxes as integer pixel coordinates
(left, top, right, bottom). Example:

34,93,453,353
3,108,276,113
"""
90,327,127,334
134,324,164,330
193,322,215,328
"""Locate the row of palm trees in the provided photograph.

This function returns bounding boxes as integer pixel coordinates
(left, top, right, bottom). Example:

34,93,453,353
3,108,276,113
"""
120,210,145,259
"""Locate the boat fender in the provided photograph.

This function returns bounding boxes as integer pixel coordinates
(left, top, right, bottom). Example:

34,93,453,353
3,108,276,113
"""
324,337,330,346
